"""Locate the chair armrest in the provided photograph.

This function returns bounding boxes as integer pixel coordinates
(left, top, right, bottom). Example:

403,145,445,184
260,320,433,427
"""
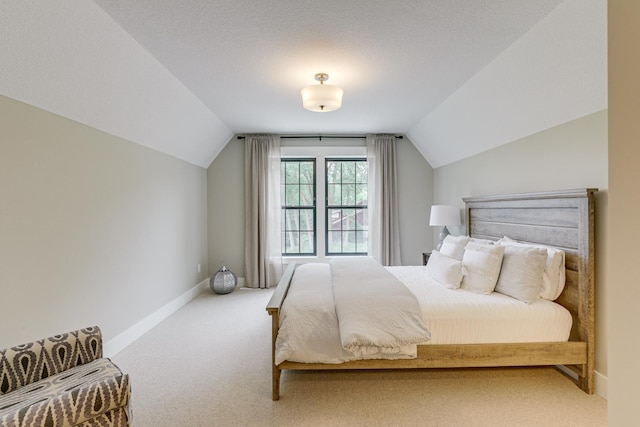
0,326,102,395
0,370,131,426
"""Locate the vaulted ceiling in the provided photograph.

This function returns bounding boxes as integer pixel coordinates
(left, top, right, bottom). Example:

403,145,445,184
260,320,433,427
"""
1,1,606,168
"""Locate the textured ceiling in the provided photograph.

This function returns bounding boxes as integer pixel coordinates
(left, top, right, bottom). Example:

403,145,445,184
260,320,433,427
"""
0,1,606,168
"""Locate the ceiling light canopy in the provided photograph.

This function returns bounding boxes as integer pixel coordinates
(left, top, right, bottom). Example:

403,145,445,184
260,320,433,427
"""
301,73,343,112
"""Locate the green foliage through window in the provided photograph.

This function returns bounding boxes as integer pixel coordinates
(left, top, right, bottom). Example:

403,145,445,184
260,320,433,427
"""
281,159,316,255
325,159,368,255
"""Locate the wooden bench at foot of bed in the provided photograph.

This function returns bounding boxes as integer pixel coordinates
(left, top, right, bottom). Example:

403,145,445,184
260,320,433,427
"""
267,188,597,401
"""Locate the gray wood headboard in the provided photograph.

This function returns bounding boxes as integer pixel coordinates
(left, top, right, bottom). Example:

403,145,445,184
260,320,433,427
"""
463,188,597,391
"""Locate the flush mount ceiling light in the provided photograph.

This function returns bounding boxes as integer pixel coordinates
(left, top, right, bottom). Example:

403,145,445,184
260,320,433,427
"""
301,73,343,112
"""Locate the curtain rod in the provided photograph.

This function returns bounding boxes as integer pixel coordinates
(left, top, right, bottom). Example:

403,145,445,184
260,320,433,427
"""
236,135,403,140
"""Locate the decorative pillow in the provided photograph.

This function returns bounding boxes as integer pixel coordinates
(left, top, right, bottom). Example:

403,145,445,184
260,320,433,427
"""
439,235,470,261
460,242,505,294
544,247,566,300
469,237,495,245
497,236,566,300
495,245,547,303
425,250,464,289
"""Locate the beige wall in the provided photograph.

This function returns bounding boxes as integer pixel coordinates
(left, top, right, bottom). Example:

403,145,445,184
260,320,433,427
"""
206,137,434,275
608,1,640,423
0,95,209,348
433,110,608,381
207,137,245,277
397,137,434,265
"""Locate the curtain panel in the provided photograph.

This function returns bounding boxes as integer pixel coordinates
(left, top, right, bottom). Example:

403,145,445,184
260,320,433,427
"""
244,135,282,288
366,134,402,266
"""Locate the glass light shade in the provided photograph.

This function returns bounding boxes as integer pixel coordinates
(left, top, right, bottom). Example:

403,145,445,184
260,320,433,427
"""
429,205,461,226
301,84,343,112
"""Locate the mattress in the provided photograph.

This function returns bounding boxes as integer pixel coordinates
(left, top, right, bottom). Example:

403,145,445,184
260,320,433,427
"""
386,265,572,344
275,263,572,365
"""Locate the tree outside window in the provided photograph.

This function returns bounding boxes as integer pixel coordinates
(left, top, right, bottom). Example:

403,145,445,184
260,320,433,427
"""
326,159,368,255
281,159,316,255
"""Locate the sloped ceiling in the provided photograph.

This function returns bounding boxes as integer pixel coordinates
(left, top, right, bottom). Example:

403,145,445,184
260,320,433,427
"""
0,0,606,169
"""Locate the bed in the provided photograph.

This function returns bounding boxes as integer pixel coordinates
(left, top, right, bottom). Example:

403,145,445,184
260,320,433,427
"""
266,188,597,400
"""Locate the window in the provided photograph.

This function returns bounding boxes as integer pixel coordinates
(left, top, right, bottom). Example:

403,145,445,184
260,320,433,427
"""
281,159,316,255
325,159,368,255
280,155,368,257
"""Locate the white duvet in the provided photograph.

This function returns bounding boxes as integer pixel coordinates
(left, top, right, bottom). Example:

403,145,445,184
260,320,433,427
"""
331,257,431,357
275,263,572,365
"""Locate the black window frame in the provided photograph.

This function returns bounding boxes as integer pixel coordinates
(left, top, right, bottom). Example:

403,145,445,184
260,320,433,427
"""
281,158,317,256
324,158,368,256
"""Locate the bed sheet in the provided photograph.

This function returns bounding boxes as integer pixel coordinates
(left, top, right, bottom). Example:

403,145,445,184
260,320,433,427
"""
386,265,572,344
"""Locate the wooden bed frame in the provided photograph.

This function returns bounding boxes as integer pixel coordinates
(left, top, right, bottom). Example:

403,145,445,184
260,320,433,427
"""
266,188,597,400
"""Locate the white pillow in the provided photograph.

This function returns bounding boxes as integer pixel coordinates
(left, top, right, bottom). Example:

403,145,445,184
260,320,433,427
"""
495,245,547,303
460,242,505,294
439,235,470,261
469,237,495,245
425,250,464,289
544,247,566,300
497,236,566,300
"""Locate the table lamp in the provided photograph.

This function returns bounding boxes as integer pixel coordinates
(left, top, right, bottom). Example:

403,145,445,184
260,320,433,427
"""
429,205,461,250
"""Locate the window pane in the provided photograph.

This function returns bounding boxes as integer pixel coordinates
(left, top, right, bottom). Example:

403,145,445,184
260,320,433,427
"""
300,162,314,184
328,209,341,231
342,162,355,182
285,209,299,230
284,231,299,254
285,162,299,183
342,184,356,206
327,184,341,206
326,161,341,183
355,184,368,204
356,162,368,183
342,230,356,253
328,231,342,253
299,184,314,206
300,231,314,253
300,209,314,231
342,208,355,230
285,185,300,206
356,231,368,251
355,208,367,230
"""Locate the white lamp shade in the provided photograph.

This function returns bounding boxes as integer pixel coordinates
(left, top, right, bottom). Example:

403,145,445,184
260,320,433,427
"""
429,205,461,226
301,84,343,112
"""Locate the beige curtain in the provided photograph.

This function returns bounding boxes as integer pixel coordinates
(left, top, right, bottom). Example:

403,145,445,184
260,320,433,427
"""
244,135,282,288
366,134,402,266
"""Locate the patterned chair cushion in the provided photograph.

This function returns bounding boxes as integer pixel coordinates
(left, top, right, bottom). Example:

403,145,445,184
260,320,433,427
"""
0,327,103,396
0,358,130,427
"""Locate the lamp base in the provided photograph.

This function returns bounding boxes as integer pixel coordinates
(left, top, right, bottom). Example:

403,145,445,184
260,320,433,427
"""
435,226,450,251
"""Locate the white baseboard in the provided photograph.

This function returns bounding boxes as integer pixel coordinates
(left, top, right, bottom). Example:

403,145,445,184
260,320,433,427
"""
103,278,209,357
595,370,607,399
556,365,607,399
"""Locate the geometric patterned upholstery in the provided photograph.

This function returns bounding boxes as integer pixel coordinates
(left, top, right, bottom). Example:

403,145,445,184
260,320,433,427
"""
0,327,131,427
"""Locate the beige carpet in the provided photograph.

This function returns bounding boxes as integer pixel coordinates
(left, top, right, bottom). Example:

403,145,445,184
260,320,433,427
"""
112,288,607,426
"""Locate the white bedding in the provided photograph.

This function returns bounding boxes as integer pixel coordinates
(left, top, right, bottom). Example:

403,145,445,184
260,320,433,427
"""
331,257,430,357
275,263,572,365
387,266,572,344
275,263,353,364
